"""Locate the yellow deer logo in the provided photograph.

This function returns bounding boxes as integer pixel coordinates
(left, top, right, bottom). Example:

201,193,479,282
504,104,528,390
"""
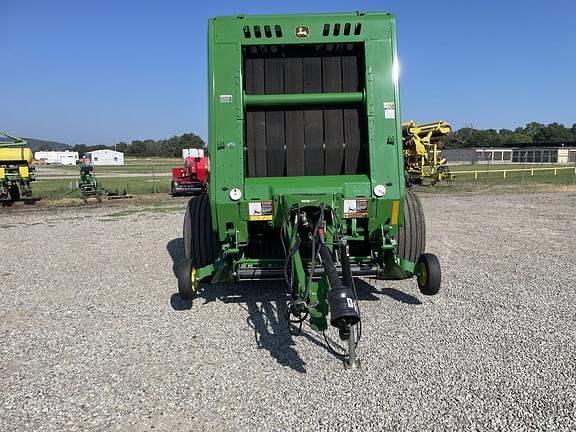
295,26,310,38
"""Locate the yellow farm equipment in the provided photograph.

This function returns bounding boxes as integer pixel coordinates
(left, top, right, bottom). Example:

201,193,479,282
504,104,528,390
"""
402,120,455,185
0,132,35,202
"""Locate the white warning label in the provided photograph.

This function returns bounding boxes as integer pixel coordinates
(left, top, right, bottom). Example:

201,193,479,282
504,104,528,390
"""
384,101,395,119
343,199,368,218
248,201,273,221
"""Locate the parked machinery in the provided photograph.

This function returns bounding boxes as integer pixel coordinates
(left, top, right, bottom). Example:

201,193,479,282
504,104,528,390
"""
178,13,442,368
77,164,106,202
402,120,455,185
0,132,35,202
170,155,209,195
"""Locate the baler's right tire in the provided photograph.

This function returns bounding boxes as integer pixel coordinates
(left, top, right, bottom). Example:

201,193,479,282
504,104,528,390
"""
397,190,426,264
177,258,197,300
183,194,219,267
417,253,441,295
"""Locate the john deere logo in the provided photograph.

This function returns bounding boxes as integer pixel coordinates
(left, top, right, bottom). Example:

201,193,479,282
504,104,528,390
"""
295,26,310,38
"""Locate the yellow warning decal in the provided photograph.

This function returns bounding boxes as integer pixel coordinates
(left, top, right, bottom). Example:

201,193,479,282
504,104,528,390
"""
248,201,273,221
249,215,273,221
18,166,29,177
391,200,400,225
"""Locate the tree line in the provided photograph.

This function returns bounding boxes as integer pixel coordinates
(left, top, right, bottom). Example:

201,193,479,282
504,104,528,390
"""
447,122,576,148
36,121,576,155
61,133,206,157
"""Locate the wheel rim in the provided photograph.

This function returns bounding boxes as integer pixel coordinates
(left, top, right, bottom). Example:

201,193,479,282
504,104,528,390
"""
190,267,197,293
418,263,428,286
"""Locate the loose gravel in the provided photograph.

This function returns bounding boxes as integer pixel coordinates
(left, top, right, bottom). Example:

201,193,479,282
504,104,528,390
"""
1,192,575,431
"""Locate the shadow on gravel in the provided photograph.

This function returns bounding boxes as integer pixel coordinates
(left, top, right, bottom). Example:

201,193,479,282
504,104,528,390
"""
169,279,391,372
359,278,422,305
165,240,417,369
195,281,307,372
381,287,421,305
1,198,41,208
166,237,184,277
350,278,383,301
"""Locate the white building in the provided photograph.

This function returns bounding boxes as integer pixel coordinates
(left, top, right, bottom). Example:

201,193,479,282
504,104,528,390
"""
85,149,124,166
475,147,576,164
34,150,79,165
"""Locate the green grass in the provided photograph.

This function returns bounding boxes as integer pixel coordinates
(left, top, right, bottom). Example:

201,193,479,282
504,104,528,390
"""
40,160,179,175
32,176,172,200
449,163,562,172
451,165,575,185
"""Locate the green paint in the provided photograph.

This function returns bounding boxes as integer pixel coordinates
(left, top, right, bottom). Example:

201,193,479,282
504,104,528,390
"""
244,91,364,107
200,12,416,326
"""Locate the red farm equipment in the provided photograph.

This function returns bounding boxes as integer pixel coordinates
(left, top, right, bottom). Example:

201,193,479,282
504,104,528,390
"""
171,155,209,196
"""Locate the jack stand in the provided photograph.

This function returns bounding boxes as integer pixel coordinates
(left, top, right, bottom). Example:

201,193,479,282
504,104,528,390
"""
344,325,361,370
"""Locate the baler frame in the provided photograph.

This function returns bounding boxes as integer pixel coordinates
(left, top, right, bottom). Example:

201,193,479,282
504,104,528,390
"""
177,12,442,368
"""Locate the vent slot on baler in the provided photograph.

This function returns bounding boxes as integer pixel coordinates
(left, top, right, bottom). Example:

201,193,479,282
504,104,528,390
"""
243,43,367,178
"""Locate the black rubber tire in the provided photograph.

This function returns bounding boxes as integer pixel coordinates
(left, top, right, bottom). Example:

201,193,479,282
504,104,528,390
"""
397,190,426,263
177,258,196,300
183,194,219,267
417,253,441,295
171,180,178,196
8,186,20,202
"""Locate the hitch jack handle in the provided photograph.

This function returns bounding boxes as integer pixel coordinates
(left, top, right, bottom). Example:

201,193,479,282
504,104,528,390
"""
345,326,361,370
320,242,362,370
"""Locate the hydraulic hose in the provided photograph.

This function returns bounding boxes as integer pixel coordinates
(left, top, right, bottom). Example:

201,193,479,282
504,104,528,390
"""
318,243,343,291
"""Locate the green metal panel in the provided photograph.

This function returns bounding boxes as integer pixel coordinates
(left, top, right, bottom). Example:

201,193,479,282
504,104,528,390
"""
212,12,392,45
244,91,364,107
365,38,402,202
208,11,406,252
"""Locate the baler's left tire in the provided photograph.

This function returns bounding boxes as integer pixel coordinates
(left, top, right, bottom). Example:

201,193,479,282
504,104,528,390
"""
183,194,219,267
397,190,426,263
177,258,197,300
417,253,441,296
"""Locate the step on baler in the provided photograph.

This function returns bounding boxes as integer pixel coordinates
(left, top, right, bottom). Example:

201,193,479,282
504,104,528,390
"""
178,12,441,369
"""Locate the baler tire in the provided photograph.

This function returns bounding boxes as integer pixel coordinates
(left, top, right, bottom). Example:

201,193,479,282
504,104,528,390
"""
183,194,219,267
397,190,426,264
177,258,197,300
184,200,192,259
417,253,441,295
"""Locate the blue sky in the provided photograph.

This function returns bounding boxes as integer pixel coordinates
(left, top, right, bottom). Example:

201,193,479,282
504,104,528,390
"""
1,0,574,145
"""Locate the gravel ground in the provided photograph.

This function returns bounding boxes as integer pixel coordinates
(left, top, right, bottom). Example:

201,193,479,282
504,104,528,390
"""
1,192,575,431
